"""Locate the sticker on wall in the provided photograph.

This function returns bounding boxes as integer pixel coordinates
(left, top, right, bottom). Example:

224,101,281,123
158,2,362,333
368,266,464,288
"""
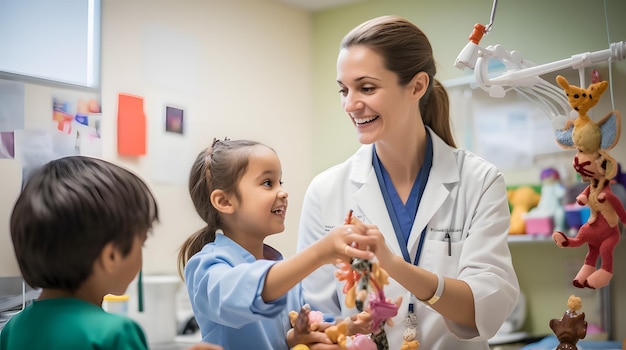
52,96,102,157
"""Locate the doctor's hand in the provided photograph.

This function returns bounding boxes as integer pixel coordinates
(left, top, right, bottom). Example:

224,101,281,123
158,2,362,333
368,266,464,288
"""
362,225,396,270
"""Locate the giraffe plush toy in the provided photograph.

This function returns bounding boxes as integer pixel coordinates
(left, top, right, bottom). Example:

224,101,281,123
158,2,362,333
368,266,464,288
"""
552,75,626,289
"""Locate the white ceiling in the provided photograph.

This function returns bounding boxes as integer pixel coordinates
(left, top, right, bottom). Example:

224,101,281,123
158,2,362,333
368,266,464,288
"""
273,0,366,11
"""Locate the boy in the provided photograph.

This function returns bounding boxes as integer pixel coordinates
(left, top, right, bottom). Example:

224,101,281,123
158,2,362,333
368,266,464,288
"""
1,156,221,350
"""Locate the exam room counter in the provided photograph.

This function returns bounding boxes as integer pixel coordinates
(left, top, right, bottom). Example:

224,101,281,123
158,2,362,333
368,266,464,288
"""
150,333,203,350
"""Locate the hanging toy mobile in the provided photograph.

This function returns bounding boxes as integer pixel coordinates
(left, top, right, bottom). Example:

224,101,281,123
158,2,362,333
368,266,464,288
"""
335,210,403,350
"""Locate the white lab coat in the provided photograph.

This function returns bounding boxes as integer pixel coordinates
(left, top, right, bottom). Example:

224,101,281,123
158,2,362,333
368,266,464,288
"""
297,127,519,350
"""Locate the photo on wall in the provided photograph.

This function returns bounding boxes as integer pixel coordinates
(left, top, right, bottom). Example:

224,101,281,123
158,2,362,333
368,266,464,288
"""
165,105,184,134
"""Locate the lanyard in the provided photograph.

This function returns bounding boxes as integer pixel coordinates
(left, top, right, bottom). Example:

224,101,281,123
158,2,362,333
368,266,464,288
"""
371,135,432,266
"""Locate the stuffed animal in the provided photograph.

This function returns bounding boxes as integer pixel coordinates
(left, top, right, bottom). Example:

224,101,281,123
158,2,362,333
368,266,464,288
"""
507,186,541,234
325,321,349,348
288,304,378,350
552,75,626,289
289,304,324,332
549,295,587,350
555,76,609,153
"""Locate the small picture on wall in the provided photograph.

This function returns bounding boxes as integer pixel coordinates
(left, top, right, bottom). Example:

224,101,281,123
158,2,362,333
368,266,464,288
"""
165,105,184,134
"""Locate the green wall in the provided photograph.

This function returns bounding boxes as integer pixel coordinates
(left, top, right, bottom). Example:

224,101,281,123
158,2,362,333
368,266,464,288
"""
310,0,626,341
311,0,626,173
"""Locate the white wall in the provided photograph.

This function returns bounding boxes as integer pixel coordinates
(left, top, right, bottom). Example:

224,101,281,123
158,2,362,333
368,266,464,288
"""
100,0,313,274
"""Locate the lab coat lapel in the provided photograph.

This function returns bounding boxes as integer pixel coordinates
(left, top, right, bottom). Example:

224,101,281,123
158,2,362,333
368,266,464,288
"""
406,129,459,254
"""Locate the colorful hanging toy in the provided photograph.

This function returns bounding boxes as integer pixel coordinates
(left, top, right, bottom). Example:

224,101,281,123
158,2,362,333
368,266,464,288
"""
552,75,626,289
335,210,401,349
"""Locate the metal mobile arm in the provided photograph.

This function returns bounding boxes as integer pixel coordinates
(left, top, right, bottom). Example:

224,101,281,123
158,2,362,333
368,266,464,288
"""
454,0,625,122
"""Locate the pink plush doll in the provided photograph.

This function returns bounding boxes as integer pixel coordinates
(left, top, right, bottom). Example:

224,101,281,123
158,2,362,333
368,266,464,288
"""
552,75,626,289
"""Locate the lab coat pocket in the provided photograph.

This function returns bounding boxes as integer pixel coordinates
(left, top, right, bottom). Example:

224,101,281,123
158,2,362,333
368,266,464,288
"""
420,239,462,277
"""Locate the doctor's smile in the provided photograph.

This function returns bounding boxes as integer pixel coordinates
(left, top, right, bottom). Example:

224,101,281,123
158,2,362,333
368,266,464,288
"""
353,115,380,126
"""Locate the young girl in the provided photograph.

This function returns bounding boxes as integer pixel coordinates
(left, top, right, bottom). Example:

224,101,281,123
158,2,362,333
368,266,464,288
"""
177,138,376,349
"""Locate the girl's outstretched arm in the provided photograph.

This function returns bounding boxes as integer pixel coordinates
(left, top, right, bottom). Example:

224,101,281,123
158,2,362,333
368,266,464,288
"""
262,223,375,302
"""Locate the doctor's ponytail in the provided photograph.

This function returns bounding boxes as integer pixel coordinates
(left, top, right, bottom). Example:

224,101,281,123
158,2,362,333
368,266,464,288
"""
421,78,456,147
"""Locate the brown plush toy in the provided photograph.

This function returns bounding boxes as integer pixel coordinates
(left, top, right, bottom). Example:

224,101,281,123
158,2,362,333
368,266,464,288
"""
552,75,626,289
549,295,587,350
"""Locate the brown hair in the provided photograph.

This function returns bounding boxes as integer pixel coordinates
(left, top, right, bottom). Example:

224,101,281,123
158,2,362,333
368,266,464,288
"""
11,156,158,292
341,15,456,147
177,138,270,278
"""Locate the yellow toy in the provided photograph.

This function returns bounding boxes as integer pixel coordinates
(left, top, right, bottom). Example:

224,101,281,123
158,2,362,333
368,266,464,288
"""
507,186,541,234
324,321,349,349
556,76,609,153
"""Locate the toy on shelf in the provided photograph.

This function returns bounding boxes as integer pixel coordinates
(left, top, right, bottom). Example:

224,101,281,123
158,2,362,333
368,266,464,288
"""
549,295,587,350
552,75,626,289
507,186,541,235
525,168,567,235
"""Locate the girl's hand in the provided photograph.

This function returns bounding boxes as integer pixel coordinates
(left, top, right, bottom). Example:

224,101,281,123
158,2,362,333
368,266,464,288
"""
317,223,376,265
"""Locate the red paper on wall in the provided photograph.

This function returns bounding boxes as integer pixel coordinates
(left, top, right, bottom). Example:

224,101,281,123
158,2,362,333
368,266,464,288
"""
117,93,146,156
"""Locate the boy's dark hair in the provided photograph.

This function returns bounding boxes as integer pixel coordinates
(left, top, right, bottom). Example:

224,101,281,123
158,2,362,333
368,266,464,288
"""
10,156,159,292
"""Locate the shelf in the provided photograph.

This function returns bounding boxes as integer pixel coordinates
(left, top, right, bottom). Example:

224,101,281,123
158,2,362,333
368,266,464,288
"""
507,235,553,243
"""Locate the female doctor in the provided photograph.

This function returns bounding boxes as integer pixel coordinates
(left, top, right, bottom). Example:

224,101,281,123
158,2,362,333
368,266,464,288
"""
297,15,520,349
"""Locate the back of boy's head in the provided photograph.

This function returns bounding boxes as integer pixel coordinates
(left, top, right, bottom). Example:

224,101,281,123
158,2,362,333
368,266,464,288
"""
10,156,159,292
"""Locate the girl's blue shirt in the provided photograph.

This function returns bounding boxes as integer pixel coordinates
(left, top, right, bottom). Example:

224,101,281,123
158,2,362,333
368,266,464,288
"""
184,232,303,350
